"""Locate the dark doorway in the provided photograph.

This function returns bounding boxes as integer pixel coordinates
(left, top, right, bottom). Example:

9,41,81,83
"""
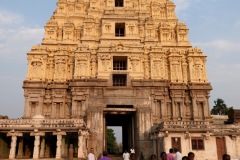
0,133,10,159
104,106,136,154
216,137,226,160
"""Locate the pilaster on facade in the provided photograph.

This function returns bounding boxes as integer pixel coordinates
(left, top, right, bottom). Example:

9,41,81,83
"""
78,130,90,159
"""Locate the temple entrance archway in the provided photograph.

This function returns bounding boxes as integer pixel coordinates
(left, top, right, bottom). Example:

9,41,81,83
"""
104,105,136,153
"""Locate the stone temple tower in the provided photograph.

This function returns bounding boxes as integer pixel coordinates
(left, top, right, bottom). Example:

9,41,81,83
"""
22,0,212,159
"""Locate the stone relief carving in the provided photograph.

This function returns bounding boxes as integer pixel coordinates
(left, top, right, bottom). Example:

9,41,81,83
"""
169,56,183,82
91,55,97,78
188,57,207,82
151,56,165,79
99,55,111,71
130,55,140,72
27,56,46,81
75,54,90,78
54,57,67,81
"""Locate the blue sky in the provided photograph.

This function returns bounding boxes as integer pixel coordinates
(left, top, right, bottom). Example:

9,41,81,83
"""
0,0,240,118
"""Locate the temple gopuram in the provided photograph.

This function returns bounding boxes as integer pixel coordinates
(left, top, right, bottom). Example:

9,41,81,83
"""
0,0,240,160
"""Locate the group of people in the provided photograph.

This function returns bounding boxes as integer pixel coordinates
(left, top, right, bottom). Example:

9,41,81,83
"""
88,147,136,160
158,148,194,160
158,148,231,160
88,148,111,160
123,147,136,160
88,147,231,160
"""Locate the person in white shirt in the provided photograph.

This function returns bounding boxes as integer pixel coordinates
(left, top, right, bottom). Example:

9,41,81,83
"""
174,148,182,160
123,150,130,160
88,148,95,160
130,147,135,154
173,148,182,160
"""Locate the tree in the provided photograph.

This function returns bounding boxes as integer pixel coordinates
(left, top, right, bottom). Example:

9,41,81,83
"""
107,128,117,154
211,98,229,115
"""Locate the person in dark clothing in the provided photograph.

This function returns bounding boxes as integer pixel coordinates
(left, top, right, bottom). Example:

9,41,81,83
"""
99,151,111,160
222,154,230,160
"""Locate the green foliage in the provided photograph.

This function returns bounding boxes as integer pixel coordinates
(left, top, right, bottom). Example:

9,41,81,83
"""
211,98,229,115
107,128,117,154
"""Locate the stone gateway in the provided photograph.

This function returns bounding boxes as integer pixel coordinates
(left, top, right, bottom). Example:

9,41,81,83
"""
0,0,240,160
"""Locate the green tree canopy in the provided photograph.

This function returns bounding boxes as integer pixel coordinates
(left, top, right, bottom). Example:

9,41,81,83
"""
211,98,229,115
107,128,117,154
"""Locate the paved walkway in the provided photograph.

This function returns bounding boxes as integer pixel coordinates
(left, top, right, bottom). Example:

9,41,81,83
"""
109,154,122,160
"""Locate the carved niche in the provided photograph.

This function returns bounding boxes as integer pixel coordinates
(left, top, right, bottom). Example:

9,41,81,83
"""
44,20,58,41
150,53,166,79
188,58,203,82
145,18,156,39
151,2,161,16
57,1,67,15
74,53,91,78
27,55,47,81
129,55,140,72
63,21,75,41
166,2,176,18
187,49,208,83
159,22,172,43
98,54,111,72
176,23,189,43
82,16,96,39
168,50,183,82
126,22,138,37
54,56,68,82
75,2,85,15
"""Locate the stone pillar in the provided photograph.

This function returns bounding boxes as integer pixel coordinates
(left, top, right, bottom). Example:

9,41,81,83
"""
30,130,45,159
17,137,24,158
69,144,74,160
40,137,45,158
61,136,66,157
53,130,66,159
78,130,89,159
7,131,23,160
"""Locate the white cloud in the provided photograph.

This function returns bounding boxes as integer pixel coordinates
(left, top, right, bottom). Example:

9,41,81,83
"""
0,10,43,118
174,0,191,12
0,27,44,61
0,10,44,61
0,11,23,27
193,40,240,53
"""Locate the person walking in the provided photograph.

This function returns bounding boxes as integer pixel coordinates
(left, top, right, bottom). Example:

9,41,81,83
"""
173,148,182,160
99,151,111,160
222,154,231,160
123,150,130,160
130,153,136,160
167,148,174,160
150,154,156,160
88,148,95,160
130,147,135,154
187,152,195,160
181,156,188,160
160,152,167,160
